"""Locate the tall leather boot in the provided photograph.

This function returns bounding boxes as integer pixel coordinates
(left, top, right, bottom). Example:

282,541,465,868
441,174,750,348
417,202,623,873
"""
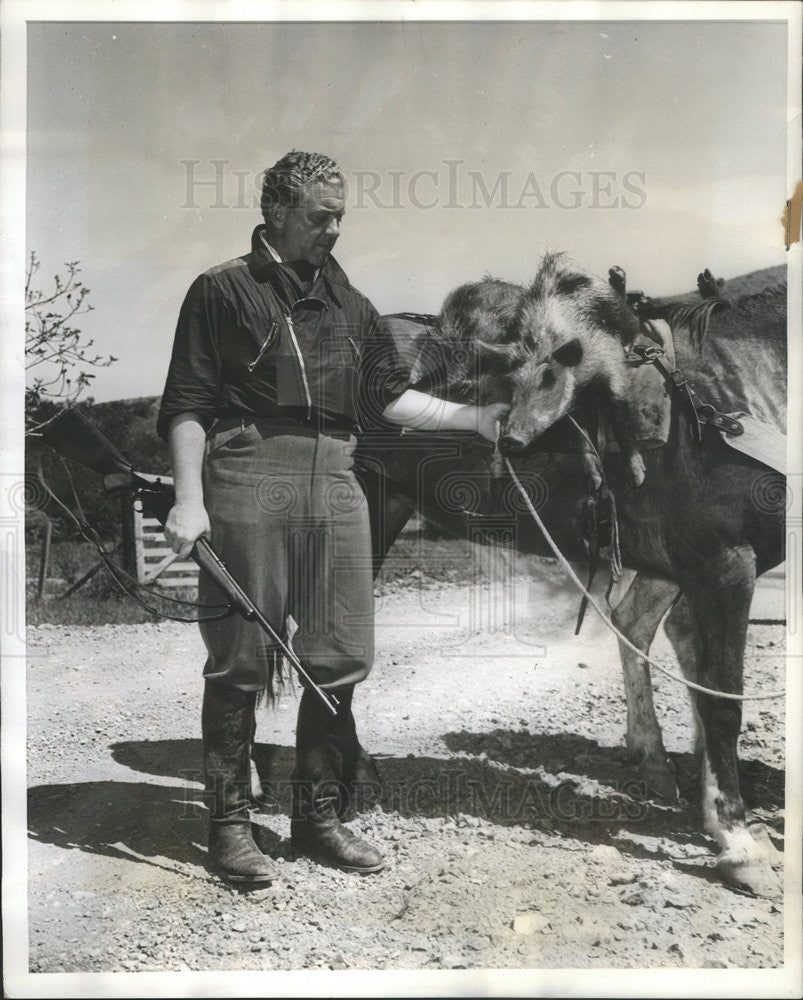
203,679,276,885
343,741,383,817
290,686,385,874
334,689,382,820
248,710,265,805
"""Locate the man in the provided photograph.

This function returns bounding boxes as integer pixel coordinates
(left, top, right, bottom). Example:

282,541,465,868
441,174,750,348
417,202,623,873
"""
159,150,507,886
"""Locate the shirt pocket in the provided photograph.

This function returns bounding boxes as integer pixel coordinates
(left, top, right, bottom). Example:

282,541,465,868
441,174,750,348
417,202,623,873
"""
346,335,361,365
247,321,279,372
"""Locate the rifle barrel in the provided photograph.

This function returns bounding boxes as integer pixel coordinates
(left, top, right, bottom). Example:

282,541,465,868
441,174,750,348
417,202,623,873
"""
193,539,339,715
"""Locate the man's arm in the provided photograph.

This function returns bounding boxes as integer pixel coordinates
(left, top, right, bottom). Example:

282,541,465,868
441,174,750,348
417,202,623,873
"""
163,413,211,558
381,389,509,443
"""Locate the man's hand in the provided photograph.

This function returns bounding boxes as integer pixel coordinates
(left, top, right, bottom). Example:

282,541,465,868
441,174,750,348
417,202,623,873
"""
476,402,511,443
164,501,211,558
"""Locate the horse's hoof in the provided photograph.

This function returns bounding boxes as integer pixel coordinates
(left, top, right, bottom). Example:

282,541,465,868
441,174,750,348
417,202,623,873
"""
632,750,678,802
641,760,679,803
746,821,783,867
716,857,781,898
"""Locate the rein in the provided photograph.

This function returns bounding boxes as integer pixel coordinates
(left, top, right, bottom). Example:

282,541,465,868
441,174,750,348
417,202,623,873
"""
503,456,786,703
567,414,622,635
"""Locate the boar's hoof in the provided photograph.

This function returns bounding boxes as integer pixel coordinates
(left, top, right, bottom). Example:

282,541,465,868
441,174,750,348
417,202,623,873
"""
628,451,646,488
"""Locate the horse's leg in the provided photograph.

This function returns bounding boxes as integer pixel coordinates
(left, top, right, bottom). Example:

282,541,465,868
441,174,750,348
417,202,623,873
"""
675,545,780,897
354,464,417,578
342,468,416,813
663,594,781,867
611,572,681,800
663,595,703,754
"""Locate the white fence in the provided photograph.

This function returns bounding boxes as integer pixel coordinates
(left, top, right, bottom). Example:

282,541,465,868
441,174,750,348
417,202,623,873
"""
132,479,199,588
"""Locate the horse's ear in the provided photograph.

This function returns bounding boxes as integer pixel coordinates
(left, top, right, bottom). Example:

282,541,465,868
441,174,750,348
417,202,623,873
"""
552,338,583,367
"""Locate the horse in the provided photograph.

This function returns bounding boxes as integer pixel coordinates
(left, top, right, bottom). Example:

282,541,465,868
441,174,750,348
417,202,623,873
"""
355,260,786,897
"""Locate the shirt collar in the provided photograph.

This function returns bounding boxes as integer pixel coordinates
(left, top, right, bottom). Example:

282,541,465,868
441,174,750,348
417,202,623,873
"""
258,229,324,288
249,225,347,307
259,232,284,263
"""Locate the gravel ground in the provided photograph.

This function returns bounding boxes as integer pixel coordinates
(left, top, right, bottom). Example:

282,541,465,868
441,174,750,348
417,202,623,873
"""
10,562,797,996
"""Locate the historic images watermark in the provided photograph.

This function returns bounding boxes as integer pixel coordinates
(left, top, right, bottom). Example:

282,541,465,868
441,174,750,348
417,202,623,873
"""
180,159,648,212
178,772,652,826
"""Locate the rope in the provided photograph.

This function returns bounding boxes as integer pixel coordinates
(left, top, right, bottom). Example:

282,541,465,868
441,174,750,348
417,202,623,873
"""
608,490,623,580
504,456,786,703
567,413,600,456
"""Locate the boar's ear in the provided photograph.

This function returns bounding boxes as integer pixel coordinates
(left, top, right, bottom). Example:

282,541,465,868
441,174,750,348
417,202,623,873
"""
475,340,523,367
551,338,583,368
492,297,520,333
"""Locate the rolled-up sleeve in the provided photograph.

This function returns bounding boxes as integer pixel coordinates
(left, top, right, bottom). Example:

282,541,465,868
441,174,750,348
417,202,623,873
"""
156,273,224,441
358,312,413,426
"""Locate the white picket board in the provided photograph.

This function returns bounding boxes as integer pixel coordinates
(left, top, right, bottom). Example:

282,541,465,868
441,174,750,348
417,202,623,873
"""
132,500,199,589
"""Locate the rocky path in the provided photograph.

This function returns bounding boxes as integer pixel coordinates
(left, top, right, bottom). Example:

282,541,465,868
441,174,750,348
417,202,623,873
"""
11,564,793,995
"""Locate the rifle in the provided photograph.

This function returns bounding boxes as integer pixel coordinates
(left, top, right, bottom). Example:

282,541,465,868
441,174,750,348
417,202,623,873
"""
38,407,339,715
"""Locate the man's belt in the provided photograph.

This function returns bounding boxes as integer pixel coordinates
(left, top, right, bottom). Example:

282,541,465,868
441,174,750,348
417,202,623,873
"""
217,408,359,436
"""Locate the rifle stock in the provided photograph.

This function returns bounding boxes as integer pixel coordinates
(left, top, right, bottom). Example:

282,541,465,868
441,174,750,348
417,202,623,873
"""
39,407,135,489
38,408,338,714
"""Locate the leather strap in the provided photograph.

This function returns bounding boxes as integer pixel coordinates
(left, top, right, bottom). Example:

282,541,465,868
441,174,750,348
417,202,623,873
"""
627,344,744,442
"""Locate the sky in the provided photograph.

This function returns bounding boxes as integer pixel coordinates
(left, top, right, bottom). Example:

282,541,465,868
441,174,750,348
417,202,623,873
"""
20,11,794,403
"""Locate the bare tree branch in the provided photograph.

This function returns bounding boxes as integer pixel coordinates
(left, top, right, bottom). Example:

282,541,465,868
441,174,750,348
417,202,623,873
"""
25,252,117,432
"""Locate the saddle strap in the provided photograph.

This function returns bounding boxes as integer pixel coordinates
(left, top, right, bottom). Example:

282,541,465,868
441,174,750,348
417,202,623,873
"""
627,345,744,442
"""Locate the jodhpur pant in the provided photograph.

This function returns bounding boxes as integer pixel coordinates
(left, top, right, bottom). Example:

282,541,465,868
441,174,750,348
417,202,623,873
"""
197,418,374,692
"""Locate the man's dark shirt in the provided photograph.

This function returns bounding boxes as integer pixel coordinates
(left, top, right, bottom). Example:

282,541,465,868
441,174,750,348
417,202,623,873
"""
157,226,410,440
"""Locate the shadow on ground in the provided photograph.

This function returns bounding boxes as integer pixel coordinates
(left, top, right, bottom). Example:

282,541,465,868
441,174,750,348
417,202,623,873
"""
28,779,209,875
28,730,784,878
442,728,786,815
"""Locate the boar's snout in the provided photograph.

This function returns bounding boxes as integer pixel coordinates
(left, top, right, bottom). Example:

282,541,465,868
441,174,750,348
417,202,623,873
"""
499,432,529,455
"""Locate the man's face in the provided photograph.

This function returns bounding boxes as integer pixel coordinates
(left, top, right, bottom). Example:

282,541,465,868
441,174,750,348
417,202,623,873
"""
270,178,346,266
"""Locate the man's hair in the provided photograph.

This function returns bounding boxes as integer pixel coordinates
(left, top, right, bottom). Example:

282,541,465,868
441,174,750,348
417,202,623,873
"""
261,150,343,216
